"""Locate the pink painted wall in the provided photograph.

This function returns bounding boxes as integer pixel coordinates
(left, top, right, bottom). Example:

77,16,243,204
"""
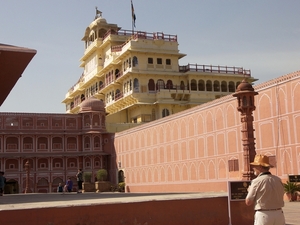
115,71,300,192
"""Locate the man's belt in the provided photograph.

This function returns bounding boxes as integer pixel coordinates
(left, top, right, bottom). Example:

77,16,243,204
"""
256,208,282,211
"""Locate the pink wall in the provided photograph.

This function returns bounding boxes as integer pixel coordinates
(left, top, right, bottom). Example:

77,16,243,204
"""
115,71,300,192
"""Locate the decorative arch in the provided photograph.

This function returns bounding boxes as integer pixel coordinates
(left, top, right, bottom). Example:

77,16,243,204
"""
191,79,197,91
148,79,155,91
213,80,220,92
198,80,205,91
132,56,138,67
221,81,227,92
228,81,235,92
133,78,139,91
206,80,212,91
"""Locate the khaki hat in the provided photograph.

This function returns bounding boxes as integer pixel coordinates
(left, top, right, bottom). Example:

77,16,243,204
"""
250,155,273,167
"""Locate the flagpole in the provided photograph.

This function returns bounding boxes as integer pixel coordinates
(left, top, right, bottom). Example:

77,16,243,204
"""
131,0,136,35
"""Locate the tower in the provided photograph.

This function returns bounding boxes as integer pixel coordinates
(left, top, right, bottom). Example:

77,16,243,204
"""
63,10,257,133
233,79,258,180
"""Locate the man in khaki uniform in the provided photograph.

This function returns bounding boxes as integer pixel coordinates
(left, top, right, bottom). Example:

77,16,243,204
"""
245,155,285,225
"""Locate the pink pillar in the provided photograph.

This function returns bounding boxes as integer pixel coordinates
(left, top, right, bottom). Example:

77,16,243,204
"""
233,79,258,180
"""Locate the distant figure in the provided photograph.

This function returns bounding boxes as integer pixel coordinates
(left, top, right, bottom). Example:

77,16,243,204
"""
76,169,83,193
0,172,5,196
65,178,73,192
245,155,285,225
57,183,64,193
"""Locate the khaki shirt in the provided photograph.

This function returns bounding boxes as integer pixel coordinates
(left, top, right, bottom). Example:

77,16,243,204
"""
246,173,284,210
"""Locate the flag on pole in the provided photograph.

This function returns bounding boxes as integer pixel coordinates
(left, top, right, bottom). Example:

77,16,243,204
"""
131,0,136,27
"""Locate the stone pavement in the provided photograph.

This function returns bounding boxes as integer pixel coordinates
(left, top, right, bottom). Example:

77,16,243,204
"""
282,201,300,225
0,192,299,224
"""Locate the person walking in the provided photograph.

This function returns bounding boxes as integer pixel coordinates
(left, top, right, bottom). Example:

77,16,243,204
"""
245,154,285,225
65,178,73,193
76,169,83,193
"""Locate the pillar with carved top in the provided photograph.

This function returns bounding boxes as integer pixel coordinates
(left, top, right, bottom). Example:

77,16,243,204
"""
233,79,258,180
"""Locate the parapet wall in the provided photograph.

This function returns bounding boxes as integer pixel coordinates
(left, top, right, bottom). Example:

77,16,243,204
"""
0,196,254,225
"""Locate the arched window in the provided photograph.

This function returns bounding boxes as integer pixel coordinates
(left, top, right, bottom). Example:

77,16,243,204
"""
180,81,185,90
162,109,170,118
66,137,77,150
198,80,205,91
52,137,62,149
80,94,85,102
132,56,138,67
115,69,120,79
242,96,247,106
37,137,48,150
134,78,139,92
166,80,173,89
6,136,18,150
228,81,235,92
213,80,220,92
109,71,112,83
84,136,90,149
23,137,33,150
148,79,155,92
99,81,103,90
115,89,121,100
93,115,100,126
94,136,100,148
221,81,227,92
84,115,91,127
206,80,212,91
191,79,197,91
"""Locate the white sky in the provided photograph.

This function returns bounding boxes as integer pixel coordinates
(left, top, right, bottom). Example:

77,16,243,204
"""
1,0,299,113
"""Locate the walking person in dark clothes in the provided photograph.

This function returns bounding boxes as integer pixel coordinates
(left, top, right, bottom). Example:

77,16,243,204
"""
76,169,83,193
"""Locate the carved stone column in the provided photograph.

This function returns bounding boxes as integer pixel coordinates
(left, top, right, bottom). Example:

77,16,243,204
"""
233,79,258,180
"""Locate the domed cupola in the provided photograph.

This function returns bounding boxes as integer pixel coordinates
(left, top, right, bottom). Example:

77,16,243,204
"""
79,96,105,113
81,8,120,41
235,79,255,92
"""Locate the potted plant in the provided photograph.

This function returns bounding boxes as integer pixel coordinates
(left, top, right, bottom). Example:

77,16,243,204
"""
83,172,92,183
97,169,108,181
118,182,125,192
95,169,110,192
283,181,300,201
82,172,95,193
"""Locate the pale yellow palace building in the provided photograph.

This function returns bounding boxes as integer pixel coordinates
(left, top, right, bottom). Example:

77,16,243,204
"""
62,11,257,132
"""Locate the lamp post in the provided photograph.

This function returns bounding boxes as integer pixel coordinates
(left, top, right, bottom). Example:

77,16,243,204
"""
233,79,258,180
24,160,31,193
